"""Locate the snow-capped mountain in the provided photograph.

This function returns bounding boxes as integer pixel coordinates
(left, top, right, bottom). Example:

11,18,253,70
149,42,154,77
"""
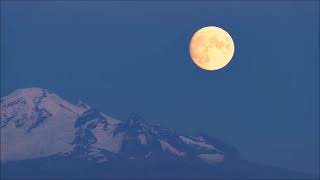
1,88,88,161
0,88,231,164
0,88,310,178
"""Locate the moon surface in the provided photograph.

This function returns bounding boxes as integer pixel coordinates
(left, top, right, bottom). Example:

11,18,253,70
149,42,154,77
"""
189,26,235,71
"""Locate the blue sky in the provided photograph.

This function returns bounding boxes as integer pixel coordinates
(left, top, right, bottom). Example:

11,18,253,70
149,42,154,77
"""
1,1,319,175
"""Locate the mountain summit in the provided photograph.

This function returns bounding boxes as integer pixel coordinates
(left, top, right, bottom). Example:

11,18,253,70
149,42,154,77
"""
0,88,310,178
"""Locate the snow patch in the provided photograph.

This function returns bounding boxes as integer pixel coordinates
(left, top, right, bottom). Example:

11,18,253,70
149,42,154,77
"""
100,113,121,125
138,134,147,145
91,123,124,153
87,149,109,163
145,151,152,158
179,136,218,151
197,153,224,164
159,140,185,157
1,115,75,161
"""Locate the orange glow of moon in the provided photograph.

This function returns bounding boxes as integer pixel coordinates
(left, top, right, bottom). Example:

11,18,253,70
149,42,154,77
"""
189,26,235,71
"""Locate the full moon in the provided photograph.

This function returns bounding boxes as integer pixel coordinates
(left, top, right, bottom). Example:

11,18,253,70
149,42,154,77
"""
189,26,235,71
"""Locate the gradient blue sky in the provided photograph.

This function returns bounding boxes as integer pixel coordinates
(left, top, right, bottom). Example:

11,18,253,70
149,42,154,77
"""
1,1,319,175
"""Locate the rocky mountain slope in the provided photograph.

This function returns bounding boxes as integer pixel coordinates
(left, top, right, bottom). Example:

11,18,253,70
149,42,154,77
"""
0,88,310,179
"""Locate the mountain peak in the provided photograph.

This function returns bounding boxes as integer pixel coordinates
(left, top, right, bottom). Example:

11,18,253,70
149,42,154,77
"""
2,87,50,101
0,88,92,161
0,87,89,130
